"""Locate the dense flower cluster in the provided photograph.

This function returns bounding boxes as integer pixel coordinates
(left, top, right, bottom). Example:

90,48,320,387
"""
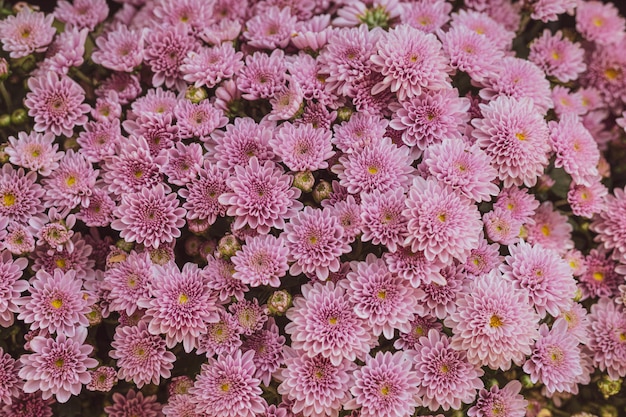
0,0,626,416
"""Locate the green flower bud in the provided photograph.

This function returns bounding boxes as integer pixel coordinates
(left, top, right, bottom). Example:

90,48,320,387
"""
218,234,241,259
336,106,353,122
0,114,11,128
268,290,292,315
599,404,618,417
597,375,622,399
520,374,534,389
293,171,315,193
115,239,134,253
185,85,208,103
312,180,332,204
10,108,27,125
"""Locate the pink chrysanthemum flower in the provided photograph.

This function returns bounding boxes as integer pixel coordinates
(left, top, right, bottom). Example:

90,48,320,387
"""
440,25,503,83
191,350,267,417
19,328,98,403
576,1,625,45
578,249,620,300
111,184,186,249
332,112,388,154
244,7,296,49
472,95,550,188
181,43,244,89
229,299,268,336
549,114,600,186
0,251,29,327
241,318,285,386
422,139,499,202
3,224,36,255
347,254,418,338
286,281,374,366
370,24,450,100
483,208,523,246
54,0,108,30
591,186,626,264
179,160,229,225
568,180,607,218
291,14,331,51
208,118,275,171
103,251,153,316
384,246,445,287
444,270,540,371
403,176,482,264
144,24,199,91
395,313,442,350
283,207,351,280
0,391,54,417
277,348,354,417
360,188,408,253
468,380,528,417
6,131,64,177
110,320,176,388
417,264,466,319
237,49,287,101
401,0,451,33
332,137,415,194
122,112,179,157
529,0,576,23
528,30,586,83
328,195,362,243
494,186,540,224
0,164,45,225
17,269,92,337
196,307,242,358
500,241,576,318
95,72,141,105
159,142,203,187
560,302,591,345
481,55,553,112
345,351,419,417
463,234,502,276
104,389,163,417
163,394,196,417
523,319,583,396
0,346,22,405
231,234,289,288
128,87,177,119
42,149,98,211
25,71,90,137
76,185,116,227
91,24,144,72
588,297,626,379
76,119,122,163
318,25,380,96
86,366,118,392
138,262,220,352
219,157,303,234
389,88,470,155
267,83,305,121
270,122,334,172
174,99,228,141
31,232,95,280
153,0,216,32
205,255,247,303
450,9,514,51
411,329,484,411
526,201,574,254
551,86,586,117
0,8,55,58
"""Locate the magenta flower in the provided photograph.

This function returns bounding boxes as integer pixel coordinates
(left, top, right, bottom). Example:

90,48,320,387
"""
174,99,228,141
209,117,275,171
360,187,408,252
86,366,117,392
205,255,247,303
523,319,583,396
529,29,586,83
232,234,289,288
277,348,355,417
191,350,267,417
270,122,334,172
401,0,452,33
18,269,92,337
332,112,388,154
472,95,551,188
110,320,176,388
345,351,420,417
525,201,574,254
395,314,442,351
578,249,621,300
403,176,482,264
196,307,242,358
241,318,286,386
91,24,144,72
588,298,626,379
468,380,528,417
440,25,502,82
417,264,467,319
25,71,90,137
219,157,303,235
1,392,53,417
451,9,514,51
347,254,419,338
384,245,445,288
332,137,415,194
0,347,22,405
0,251,29,327
328,195,362,243
179,160,229,225
568,180,608,218
42,149,98,211
19,328,98,403
463,234,502,276
104,389,163,417
445,270,540,371
237,49,287,101
411,329,484,411
0,8,55,58
285,281,373,366
181,43,244,89
103,251,153,316
244,6,296,49
76,119,121,163
54,0,108,30
370,24,450,100
6,131,64,177
500,241,576,318
138,262,220,352
493,186,540,224
576,1,625,45
159,141,203,187
591,186,626,264
111,184,186,249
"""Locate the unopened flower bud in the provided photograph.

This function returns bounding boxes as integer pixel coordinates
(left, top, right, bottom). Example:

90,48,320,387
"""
0,58,9,81
188,218,209,234
13,2,39,12
294,171,315,193
168,375,194,397
573,287,583,302
536,409,552,417
520,374,534,389
185,86,208,103
10,108,27,125
0,114,11,128
115,239,134,253
184,235,202,257
149,245,175,265
312,180,332,203
597,375,622,399
218,234,240,259
268,290,292,315
599,405,618,417
199,239,217,260
0,143,8,164
63,136,80,151
336,106,353,122
86,304,103,326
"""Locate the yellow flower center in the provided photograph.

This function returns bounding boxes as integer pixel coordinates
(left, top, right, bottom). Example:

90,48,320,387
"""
377,290,387,300
55,258,66,269
605,68,620,80
178,293,189,304
51,298,63,309
438,213,447,222
551,51,560,60
592,271,604,282
368,166,379,175
440,364,449,373
2,193,16,207
55,358,64,367
328,317,338,325
380,384,390,396
515,132,526,141
66,176,77,187
541,225,551,236
489,314,503,328
593,17,603,27
220,383,230,392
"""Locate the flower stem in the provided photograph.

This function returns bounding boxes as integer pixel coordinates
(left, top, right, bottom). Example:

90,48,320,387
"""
0,81,11,111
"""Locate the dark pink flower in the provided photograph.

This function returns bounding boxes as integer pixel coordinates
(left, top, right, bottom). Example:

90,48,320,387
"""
0,8,55,58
